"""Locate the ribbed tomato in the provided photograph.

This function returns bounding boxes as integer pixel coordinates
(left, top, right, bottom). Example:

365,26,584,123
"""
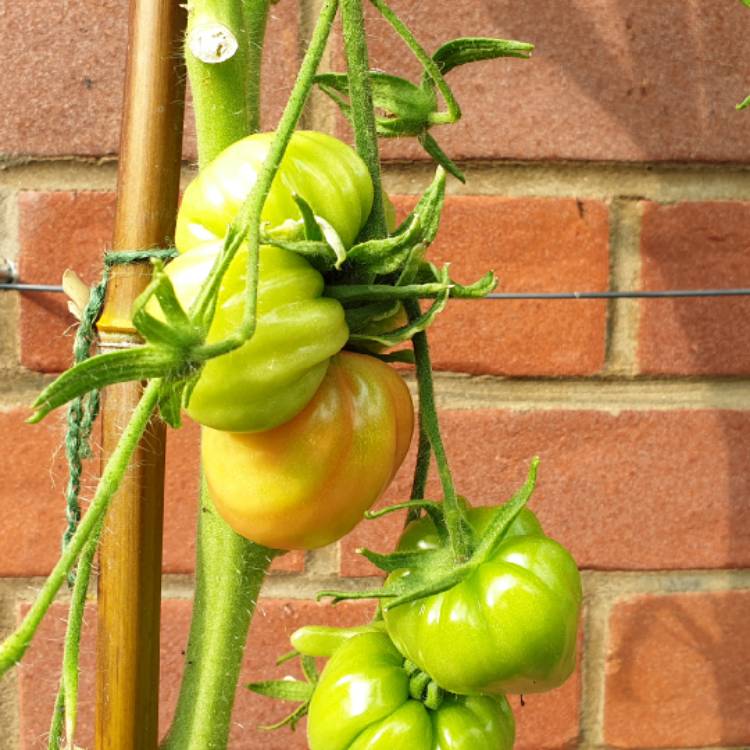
201,351,414,549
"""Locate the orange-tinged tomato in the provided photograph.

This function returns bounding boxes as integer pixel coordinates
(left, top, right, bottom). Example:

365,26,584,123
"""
202,351,414,550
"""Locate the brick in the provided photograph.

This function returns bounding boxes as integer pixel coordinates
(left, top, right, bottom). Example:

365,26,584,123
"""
0,409,88,577
18,598,376,749
18,191,116,373
333,0,750,163
638,201,750,376
342,409,750,575
394,196,609,376
0,1,298,158
512,688,579,750
605,590,750,747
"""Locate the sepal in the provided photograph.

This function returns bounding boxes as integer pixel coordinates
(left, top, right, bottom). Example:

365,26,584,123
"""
317,459,540,611
314,71,438,138
430,37,534,77
247,654,319,731
346,167,445,275
29,346,188,424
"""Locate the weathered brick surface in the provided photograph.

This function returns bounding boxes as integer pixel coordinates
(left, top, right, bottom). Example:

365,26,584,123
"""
334,0,750,163
0,409,86,577
0,0,298,158
394,196,609,376
638,201,750,376
604,590,750,748
342,409,750,575
17,598,376,749
18,191,116,373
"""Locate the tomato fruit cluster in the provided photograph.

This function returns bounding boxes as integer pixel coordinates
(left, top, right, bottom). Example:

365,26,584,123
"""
165,130,414,551
168,131,580,749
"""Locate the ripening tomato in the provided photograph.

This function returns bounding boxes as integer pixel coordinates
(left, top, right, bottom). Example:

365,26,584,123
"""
202,351,414,549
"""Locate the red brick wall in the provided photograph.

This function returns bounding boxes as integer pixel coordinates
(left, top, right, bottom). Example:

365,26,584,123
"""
2,1,750,748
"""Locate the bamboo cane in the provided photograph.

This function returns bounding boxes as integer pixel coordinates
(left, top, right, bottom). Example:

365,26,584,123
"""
93,1,186,747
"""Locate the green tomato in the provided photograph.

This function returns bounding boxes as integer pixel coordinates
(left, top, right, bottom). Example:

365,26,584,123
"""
384,507,582,696
307,631,515,750
175,130,374,252
156,240,348,432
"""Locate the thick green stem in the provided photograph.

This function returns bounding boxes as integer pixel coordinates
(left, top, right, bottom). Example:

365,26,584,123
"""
340,0,387,239
161,479,279,750
404,300,470,561
242,0,272,134
0,381,161,678
186,0,252,166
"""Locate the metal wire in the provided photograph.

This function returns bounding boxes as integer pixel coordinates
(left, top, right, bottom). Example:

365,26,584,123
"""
4,281,750,299
0,282,66,292
485,289,750,300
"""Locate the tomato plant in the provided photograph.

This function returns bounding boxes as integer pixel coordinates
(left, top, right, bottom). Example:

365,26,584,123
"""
202,350,414,549
307,630,516,750
383,504,582,696
7,0,561,746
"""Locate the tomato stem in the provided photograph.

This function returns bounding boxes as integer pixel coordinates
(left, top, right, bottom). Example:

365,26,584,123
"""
46,516,104,749
161,478,280,750
409,418,431,520
340,0,388,240
405,299,471,561
0,380,161,679
186,0,256,166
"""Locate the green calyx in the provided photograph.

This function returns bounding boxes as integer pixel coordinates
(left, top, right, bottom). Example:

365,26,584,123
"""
404,659,445,710
316,0,533,179
317,458,539,610
327,167,496,349
247,652,320,732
